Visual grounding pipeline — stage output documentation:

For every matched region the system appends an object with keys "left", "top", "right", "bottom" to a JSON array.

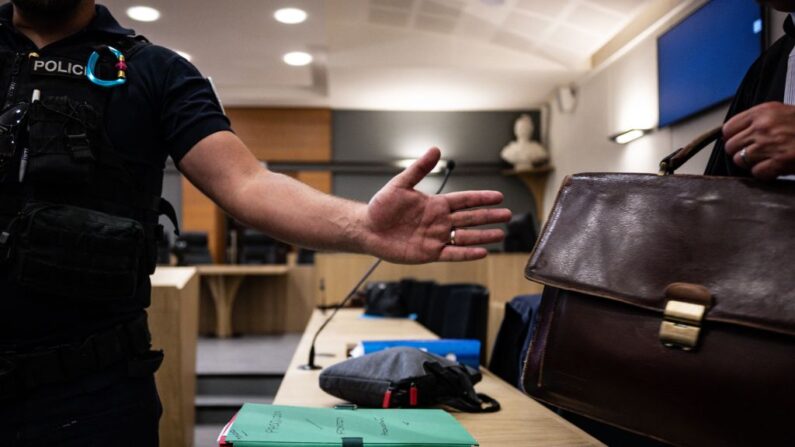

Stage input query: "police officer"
[{"left": 0, "top": 1, "right": 509, "bottom": 444}]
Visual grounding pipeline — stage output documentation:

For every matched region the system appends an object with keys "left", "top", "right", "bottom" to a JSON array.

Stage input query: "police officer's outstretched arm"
[{"left": 178, "top": 131, "right": 511, "bottom": 263}]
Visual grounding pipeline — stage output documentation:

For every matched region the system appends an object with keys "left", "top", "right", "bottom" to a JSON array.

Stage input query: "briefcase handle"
[{"left": 658, "top": 126, "right": 722, "bottom": 175}]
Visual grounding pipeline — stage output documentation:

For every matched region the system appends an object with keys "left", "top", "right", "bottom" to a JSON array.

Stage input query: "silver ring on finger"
[
  {"left": 449, "top": 229, "right": 457, "bottom": 246},
  {"left": 740, "top": 147, "right": 750, "bottom": 167}
]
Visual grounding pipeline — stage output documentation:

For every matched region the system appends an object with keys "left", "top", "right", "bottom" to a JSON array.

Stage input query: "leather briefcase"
[{"left": 522, "top": 128, "right": 795, "bottom": 447}]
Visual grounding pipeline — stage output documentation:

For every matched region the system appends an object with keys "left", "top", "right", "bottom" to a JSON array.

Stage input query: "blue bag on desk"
[{"left": 319, "top": 347, "right": 500, "bottom": 413}]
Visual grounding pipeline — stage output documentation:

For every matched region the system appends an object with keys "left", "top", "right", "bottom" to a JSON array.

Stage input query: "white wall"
[{"left": 542, "top": 6, "right": 787, "bottom": 219}]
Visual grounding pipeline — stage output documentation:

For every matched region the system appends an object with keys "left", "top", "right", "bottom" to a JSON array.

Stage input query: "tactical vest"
[{"left": 0, "top": 34, "right": 178, "bottom": 305}]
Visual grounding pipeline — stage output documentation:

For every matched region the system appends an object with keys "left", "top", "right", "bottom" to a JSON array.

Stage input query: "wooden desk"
[
  {"left": 275, "top": 309, "right": 603, "bottom": 447},
  {"left": 197, "top": 265, "right": 289, "bottom": 337},
  {"left": 149, "top": 267, "right": 200, "bottom": 447}
]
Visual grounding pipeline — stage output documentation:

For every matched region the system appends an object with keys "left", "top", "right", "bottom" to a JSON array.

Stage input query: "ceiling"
[{"left": 101, "top": 0, "right": 652, "bottom": 110}]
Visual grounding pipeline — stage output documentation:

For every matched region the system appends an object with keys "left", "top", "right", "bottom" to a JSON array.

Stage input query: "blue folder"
[{"left": 358, "top": 339, "right": 481, "bottom": 368}]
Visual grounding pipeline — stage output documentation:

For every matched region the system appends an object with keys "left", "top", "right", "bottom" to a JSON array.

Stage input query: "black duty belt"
[{"left": 0, "top": 314, "right": 153, "bottom": 399}]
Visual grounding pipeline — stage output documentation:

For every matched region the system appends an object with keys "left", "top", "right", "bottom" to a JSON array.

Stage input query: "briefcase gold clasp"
[
  {"left": 660, "top": 300, "right": 706, "bottom": 351},
  {"left": 659, "top": 283, "right": 712, "bottom": 351}
]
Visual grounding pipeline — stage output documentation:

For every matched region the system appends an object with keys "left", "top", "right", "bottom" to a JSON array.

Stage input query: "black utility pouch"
[
  {"left": 144, "top": 223, "right": 166, "bottom": 274},
  {"left": 2, "top": 202, "right": 145, "bottom": 300},
  {"left": 27, "top": 97, "right": 99, "bottom": 184}
]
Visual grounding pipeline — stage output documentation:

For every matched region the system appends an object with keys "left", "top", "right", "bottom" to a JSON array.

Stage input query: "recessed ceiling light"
[
  {"left": 283, "top": 51, "right": 313, "bottom": 66},
  {"left": 274, "top": 8, "right": 307, "bottom": 24},
  {"left": 126, "top": 5, "right": 160, "bottom": 22},
  {"left": 175, "top": 50, "right": 192, "bottom": 61}
]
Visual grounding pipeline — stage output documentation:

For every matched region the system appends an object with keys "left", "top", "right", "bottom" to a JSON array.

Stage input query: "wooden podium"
[{"left": 149, "top": 267, "right": 200, "bottom": 447}]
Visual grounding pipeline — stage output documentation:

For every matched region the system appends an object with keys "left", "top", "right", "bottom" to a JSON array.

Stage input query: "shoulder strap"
[
  {"left": 424, "top": 361, "right": 501, "bottom": 413},
  {"left": 442, "top": 392, "right": 501, "bottom": 413},
  {"left": 113, "top": 35, "right": 151, "bottom": 58}
]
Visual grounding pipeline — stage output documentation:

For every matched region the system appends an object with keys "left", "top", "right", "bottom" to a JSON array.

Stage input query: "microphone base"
[{"left": 298, "top": 363, "right": 323, "bottom": 371}]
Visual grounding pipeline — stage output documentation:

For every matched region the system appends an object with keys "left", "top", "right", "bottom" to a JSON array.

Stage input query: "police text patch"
[{"left": 30, "top": 57, "right": 86, "bottom": 79}]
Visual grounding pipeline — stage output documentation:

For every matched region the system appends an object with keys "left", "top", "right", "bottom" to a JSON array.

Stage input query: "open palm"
[{"left": 364, "top": 148, "right": 511, "bottom": 263}]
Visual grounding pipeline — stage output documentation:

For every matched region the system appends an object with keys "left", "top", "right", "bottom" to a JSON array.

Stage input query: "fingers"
[
  {"left": 452, "top": 228, "right": 505, "bottom": 246},
  {"left": 451, "top": 208, "right": 512, "bottom": 228},
  {"left": 732, "top": 143, "right": 760, "bottom": 168},
  {"left": 439, "top": 246, "right": 488, "bottom": 262},
  {"left": 751, "top": 158, "right": 785, "bottom": 181},
  {"left": 724, "top": 125, "right": 755, "bottom": 156},
  {"left": 445, "top": 190, "right": 504, "bottom": 211},
  {"left": 388, "top": 147, "right": 441, "bottom": 189},
  {"left": 722, "top": 107, "right": 754, "bottom": 141}
]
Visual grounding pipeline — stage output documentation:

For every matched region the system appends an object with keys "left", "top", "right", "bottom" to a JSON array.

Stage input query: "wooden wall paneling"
[
  {"left": 226, "top": 108, "right": 331, "bottom": 162},
  {"left": 295, "top": 171, "right": 332, "bottom": 194},
  {"left": 485, "top": 253, "right": 544, "bottom": 304},
  {"left": 284, "top": 170, "right": 333, "bottom": 194}
]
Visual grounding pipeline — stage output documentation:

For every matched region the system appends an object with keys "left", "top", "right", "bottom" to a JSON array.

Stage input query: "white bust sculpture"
[{"left": 501, "top": 114, "right": 549, "bottom": 170}]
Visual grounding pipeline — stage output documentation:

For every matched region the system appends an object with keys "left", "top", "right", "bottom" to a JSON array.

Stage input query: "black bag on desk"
[{"left": 319, "top": 347, "right": 500, "bottom": 413}]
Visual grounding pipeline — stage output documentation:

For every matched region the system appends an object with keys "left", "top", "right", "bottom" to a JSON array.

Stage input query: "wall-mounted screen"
[{"left": 657, "top": 0, "right": 763, "bottom": 128}]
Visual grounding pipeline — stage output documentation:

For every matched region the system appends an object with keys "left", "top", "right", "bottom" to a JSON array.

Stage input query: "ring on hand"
[
  {"left": 449, "top": 229, "right": 457, "bottom": 246},
  {"left": 740, "top": 147, "right": 750, "bottom": 167}
]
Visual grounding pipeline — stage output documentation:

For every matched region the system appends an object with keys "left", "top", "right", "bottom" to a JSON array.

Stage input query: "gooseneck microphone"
[{"left": 298, "top": 160, "right": 455, "bottom": 370}]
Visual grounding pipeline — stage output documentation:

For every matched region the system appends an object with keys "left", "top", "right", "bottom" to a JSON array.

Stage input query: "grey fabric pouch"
[{"left": 319, "top": 347, "right": 500, "bottom": 413}]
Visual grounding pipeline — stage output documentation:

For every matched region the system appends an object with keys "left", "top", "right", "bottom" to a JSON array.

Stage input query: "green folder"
[{"left": 224, "top": 403, "right": 479, "bottom": 446}]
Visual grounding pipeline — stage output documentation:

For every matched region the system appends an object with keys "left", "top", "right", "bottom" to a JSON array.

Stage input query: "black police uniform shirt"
[
  {"left": 0, "top": 4, "right": 231, "bottom": 351},
  {"left": 705, "top": 16, "right": 795, "bottom": 176}
]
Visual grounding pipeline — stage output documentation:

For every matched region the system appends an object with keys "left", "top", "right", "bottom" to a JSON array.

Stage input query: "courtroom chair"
[
  {"left": 362, "top": 279, "right": 437, "bottom": 320},
  {"left": 403, "top": 279, "right": 436, "bottom": 321},
  {"left": 239, "top": 230, "right": 289, "bottom": 264},
  {"left": 297, "top": 248, "right": 315, "bottom": 264},
  {"left": 503, "top": 212, "right": 539, "bottom": 252},
  {"left": 173, "top": 231, "right": 213, "bottom": 265},
  {"left": 488, "top": 294, "right": 543, "bottom": 389},
  {"left": 363, "top": 281, "right": 406, "bottom": 317},
  {"left": 421, "top": 284, "right": 490, "bottom": 362}
]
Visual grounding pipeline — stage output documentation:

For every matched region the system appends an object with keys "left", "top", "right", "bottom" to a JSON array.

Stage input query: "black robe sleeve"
[{"left": 704, "top": 19, "right": 795, "bottom": 177}]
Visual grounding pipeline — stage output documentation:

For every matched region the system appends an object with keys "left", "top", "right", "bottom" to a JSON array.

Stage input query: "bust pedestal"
[{"left": 503, "top": 165, "right": 553, "bottom": 222}]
